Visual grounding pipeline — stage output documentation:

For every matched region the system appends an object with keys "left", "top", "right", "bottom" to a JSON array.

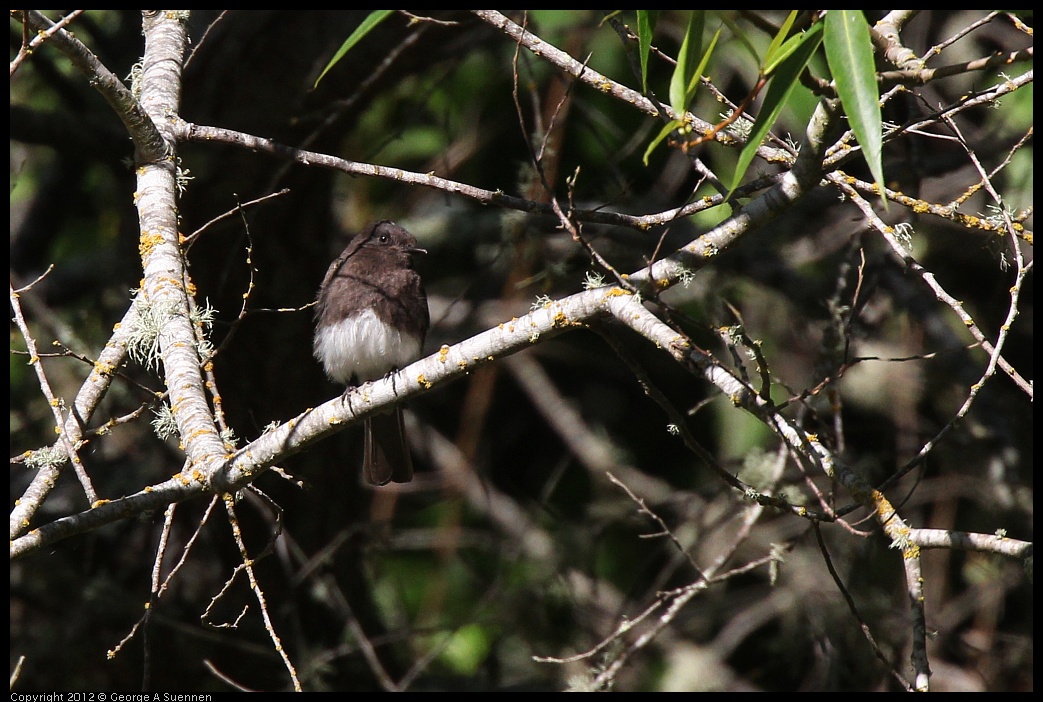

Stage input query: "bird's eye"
[{"left": 379, "top": 234, "right": 389, "bottom": 243}]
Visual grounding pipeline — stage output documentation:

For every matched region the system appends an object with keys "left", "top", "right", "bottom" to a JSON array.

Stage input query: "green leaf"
[
  {"left": 762, "top": 10, "right": 800, "bottom": 73},
  {"left": 637, "top": 11, "right": 659, "bottom": 93},
  {"left": 686, "top": 25, "right": 721, "bottom": 107},
  {"left": 729, "top": 21, "right": 824, "bottom": 195},
  {"left": 824, "top": 10, "right": 886, "bottom": 202},
  {"left": 313, "top": 10, "right": 394, "bottom": 88},
  {"left": 765, "top": 13, "right": 824, "bottom": 79},
  {"left": 645, "top": 23, "right": 718, "bottom": 165},
  {"left": 643, "top": 119, "right": 685, "bottom": 165},
  {"left": 440, "top": 623, "right": 492, "bottom": 676},
  {"left": 669, "top": 11, "right": 706, "bottom": 115}
]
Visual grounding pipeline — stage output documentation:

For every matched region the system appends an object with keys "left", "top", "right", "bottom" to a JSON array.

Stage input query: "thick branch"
[
  {"left": 135, "top": 11, "right": 228, "bottom": 477},
  {"left": 11, "top": 286, "right": 674, "bottom": 558}
]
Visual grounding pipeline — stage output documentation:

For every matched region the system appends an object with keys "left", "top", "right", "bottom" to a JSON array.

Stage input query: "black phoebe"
[{"left": 313, "top": 220, "right": 429, "bottom": 485}]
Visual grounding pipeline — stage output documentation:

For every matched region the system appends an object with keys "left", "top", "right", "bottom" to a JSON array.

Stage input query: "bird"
[{"left": 313, "top": 220, "right": 429, "bottom": 485}]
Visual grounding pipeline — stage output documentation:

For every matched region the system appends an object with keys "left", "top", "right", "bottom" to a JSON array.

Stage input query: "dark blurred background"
[{"left": 10, "top": 10, "right": 1033, "bottom": 691}]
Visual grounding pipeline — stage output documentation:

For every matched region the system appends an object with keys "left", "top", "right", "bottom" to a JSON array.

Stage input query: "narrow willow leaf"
[
  {"left": 729, "top": 22, "right": 823, "bottom": 195},
  {"left": 643, "top": 119, "right": 684, "bottom": 165},
  {"left": 684, "top": 26, "right": 721, "bottom": 108},
  {"left": 675, "top": 25, "right": 717, "bottom": 116},
  {"left": 314, "top": 10, "right": 394, "bottom": 88},
  {"left": 669, "top": 11, "right": 705, "bottom": 115},
  {"left": 824, "top": 10, "right": 886, "bottom": 203},
  {"left": 645, "top": 26, "right": 719, "bottom": 164},
  {"left": 763, "top": 10, "right": 800, "bottom": 72},
  {"left": 637, "top": 10, "right": 659, "bottom": 93}
]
